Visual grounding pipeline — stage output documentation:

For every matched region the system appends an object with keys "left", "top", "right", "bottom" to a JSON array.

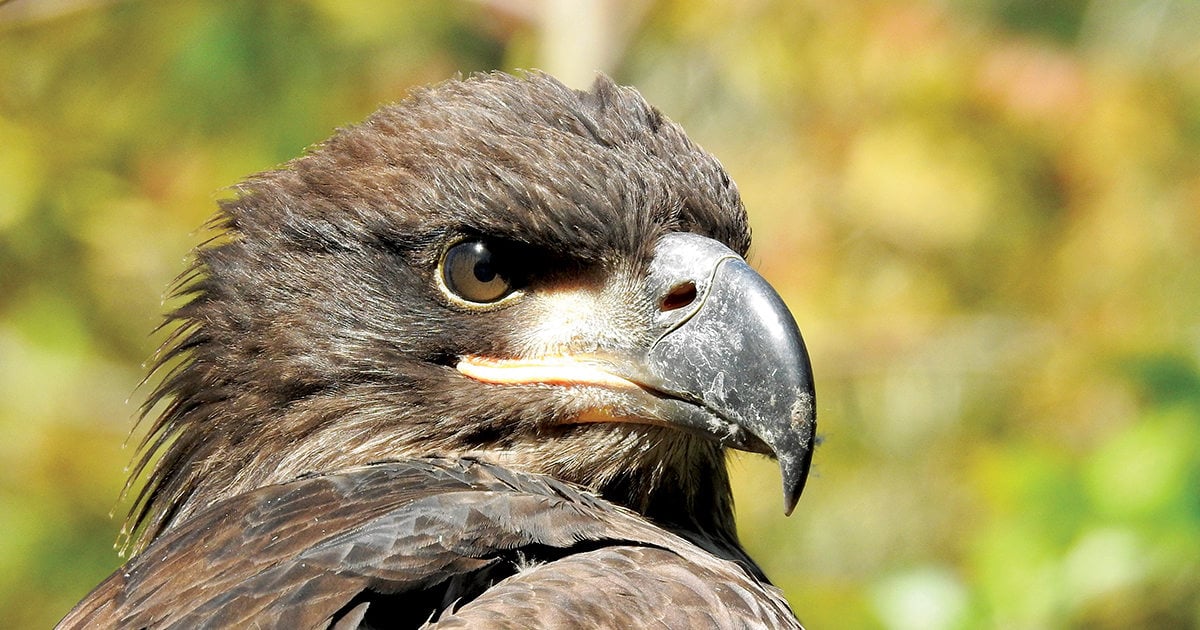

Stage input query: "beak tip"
[
  {"left": 781, "top": 466, "right": 804, "bottom": 516},
  {"left": 778, "top": 434, "right": 814, "bottom": 517},
  {"left": 783, "top": 491, "right": 800, "bottom": 517}
]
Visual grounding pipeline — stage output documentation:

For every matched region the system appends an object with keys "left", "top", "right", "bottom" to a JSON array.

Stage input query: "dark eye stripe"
[{"left": 442, "top": 241, "right": 512, "bottom": 304}]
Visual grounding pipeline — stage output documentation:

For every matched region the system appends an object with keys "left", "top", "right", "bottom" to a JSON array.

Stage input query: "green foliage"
[{"left": 2, "top": 1, "right": 1197, "bottom": 627}]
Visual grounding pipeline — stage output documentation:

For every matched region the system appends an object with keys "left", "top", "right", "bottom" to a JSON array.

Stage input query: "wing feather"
[{"left": 59, "top": 458, "right": 798, "bottom": 629}]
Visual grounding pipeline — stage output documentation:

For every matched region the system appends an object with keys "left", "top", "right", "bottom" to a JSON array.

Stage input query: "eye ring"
[{"left": 436, "top": 239, "right": 522, "bottom": 308}]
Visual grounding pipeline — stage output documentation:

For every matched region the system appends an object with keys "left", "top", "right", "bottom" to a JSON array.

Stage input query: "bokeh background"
[{"left": 2, "top": 0, "right": 1198, "bottom": 627}]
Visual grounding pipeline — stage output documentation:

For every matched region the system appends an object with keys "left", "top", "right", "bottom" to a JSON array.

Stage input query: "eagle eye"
[{"left": 441, "top": 240, "right": 515, "bottom": 304}]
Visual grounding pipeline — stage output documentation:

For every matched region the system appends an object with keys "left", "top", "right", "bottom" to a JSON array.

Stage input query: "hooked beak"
[{"left": 458, "top": 233, "right": 817, "bottom": 514}]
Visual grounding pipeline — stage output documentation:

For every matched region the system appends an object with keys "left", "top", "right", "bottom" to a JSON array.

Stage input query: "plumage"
[
  {"left": 64, "top": 459, "right": 795, "bottom": 628},
  {"left": 60, "top": 71, "right": 816, "bottom": 629}
]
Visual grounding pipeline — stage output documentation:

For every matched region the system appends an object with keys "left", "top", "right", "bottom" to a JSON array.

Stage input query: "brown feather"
[{"left": 60, "top": 72, "right": 800, "bottom": 629}]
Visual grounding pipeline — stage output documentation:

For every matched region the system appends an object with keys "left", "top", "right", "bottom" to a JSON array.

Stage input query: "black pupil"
[{"left": 473, "top": 261, "right": 496, "bottom": 283}]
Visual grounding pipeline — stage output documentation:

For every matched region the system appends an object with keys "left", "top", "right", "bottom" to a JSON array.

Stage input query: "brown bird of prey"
[{"left": 59, "top": 72, "right": 816, "bottom": 629}]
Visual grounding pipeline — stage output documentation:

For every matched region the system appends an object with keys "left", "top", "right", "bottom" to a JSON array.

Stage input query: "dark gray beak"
[{"left": 604, "top": 232, "right": 817, "bottom": 514}]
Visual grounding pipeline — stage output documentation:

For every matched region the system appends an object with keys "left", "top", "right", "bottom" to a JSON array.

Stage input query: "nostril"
[{"left": 660, "top": 281, "right": 697, "bottom": 312}]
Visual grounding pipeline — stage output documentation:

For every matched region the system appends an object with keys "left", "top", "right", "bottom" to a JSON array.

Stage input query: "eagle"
[{"left": 59, "top": 72, "right": 817, "bottom": 629}]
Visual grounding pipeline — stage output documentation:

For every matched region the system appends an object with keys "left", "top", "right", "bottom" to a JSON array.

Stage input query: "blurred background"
[{"left": 1, "top": 0, "right": 1198, "bottom": 627}]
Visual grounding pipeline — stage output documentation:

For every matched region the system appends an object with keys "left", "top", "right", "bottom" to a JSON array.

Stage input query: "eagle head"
[{"left": 127, "top": 72, "right": 816, "bottom": 554}]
